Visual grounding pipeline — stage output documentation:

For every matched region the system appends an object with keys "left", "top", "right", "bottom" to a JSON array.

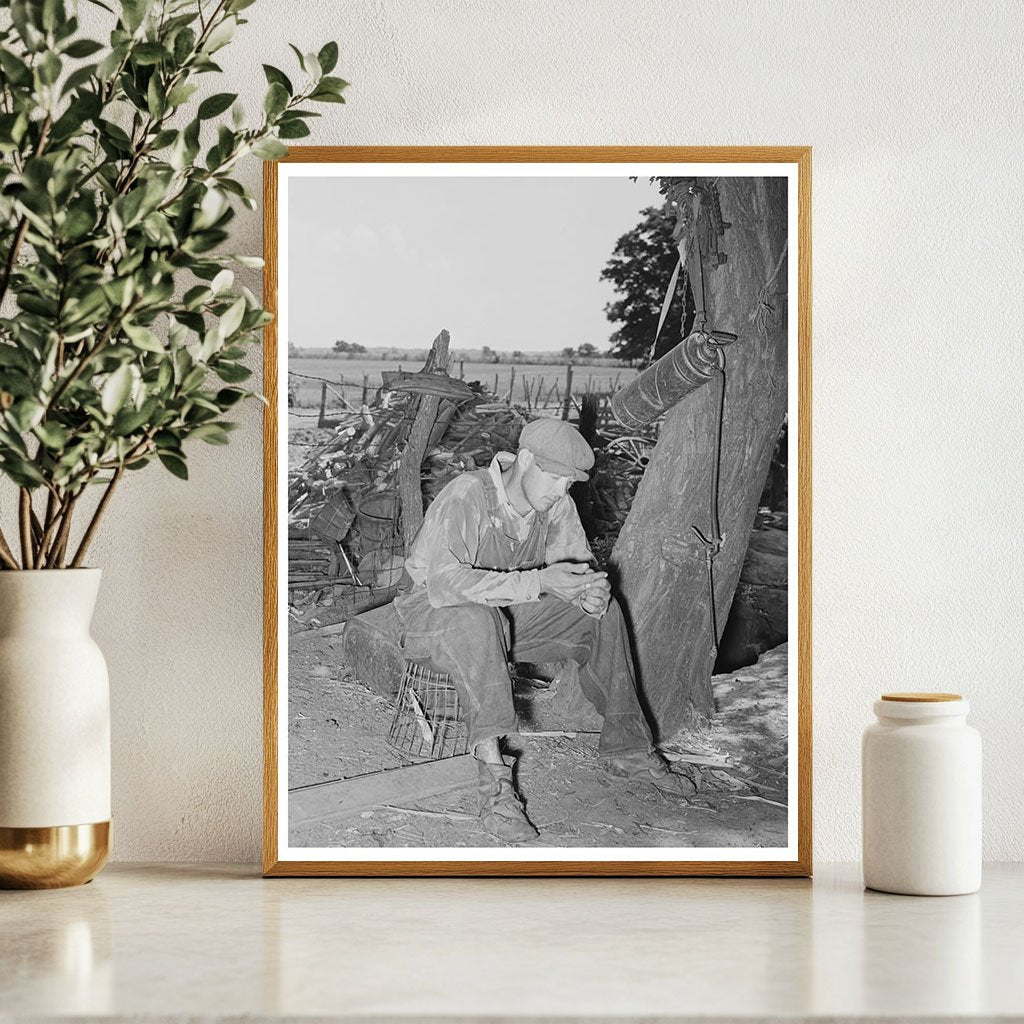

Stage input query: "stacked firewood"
[{"left": 287, "top": 381, "right": 527, "bottom": 623}]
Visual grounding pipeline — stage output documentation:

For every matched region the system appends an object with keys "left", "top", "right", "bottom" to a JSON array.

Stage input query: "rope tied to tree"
[
  {"left": 690, "top": 344, "right": 728, "bottom": 667},
  {"left": 752, "top": 240, "right": 789, "bottom": 339}
]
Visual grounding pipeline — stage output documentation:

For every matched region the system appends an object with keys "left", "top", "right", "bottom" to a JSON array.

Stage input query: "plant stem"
[
  {"left": 45, "top": 492, "right": 79, "bottom": 569},
  {"left": 0, "top": 527, "right": 19, "bottom": 570},
  {"left": 36, "top": 487, "right": 65, "bottom": 566},
  {"left": 70, "top": 466, "right": 124, "bottom": 568},
  {"left": 18, "top": 489, "right": 34, "bottom": 569}
]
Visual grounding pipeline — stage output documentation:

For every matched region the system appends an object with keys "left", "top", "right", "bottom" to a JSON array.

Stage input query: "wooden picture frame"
[{"left": 263, "top": 147, "right": 811, "bottom": 877}]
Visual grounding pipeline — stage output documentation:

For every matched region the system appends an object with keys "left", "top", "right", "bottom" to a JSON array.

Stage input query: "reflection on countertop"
[{"left": 2, "top": 863, "right": 1021, "bottom": 1019}]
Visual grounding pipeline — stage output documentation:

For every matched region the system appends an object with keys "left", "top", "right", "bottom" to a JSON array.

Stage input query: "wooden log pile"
[{"left": 287, "top": 370, "right": 527, "bottom": 626}]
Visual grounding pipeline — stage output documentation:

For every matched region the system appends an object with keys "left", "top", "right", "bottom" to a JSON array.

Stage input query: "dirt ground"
[{"left": 287, "top": 634, "right": 789, "bottom": 850}]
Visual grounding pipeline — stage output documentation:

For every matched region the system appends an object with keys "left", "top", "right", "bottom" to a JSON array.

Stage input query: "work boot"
[
  {"left": 476, "top": 759, "right": 539, "bottom": 843},
  {"left": 601, "top": 749, "right": 697, "bottom": 798}
]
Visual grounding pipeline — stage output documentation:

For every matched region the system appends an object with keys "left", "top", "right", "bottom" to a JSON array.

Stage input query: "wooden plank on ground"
[{"left": 289, "top": 754, "right": 477, "bottom": 825}]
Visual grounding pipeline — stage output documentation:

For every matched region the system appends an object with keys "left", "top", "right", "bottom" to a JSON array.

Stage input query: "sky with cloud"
[{"left": 286, "top": 174, "right": 663, "bottom": 353}]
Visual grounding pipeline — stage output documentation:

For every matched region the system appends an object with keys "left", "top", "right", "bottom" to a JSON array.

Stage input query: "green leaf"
[
  {"left": 123, "top": 322, "right": 164, "bottom": 353},
  {"left": 149, "top": 128, "right": 177, "bottom": 149},
  {"left": 63, "top": 38, "right": 104, "bottom": 58},
  {"left": 41, "top": 0, "right": 65, "bottom": 32},
  {"left": 198, "top": 91, "right": 236, "bottom": 119},
  {"left": 10, "top": 2, "right": 44, "bottom": 52},
  {"left": 132, "top": 42, "right": 168, "bottom": 66},
  {"left": 229, "top": 254, "right": 263, "bottom": 268},
  {"left": 112, "top": 406, "right": 150, "bottom": 435},
  {"left": 215, "top": 388, "right": 247, "bottom": 408},
  {"left": 61, "top": 62, "right": 98, "bottom": 96},
  {"left": 251, "top": 137, "right": 287, "bottom": 160},
  {"left": 158, "top": 452, "right": 188, "bottom": 479},
  {"left": 262, "top": 64, "right": 292, "bottom": 95},
  {"left": 101, "top": 364, "right": 133, "bottom": 414},
  {"left": 34, "top": 421, "right": 70, "bottom": 449},
  {"left": 189, "top": 422, "right": 230, "bottom": 445},
  {"left": 166, "top": 82, "right": 199, "bottom": 107},
  {"left": 278, "top": 120, "right": 310, "bottom": 140},
  {"left": 121, "top": 0, "right": 153, "bottom": 33},
  {"left": 181, "top": 365, "right": 207, "bottom": 392},
  {"left": 218, "top": 296, "right": 246, "bottom": 339},
  {"left": 210, "top": 268, "right": 233, "bottom": 294},
  {"left": 173, "top": 26, "right": 196, "bottom": 65},
  {"left": 264, "top": 81, "right": 288, "bottom": 117},
  {"left": 318, "top": 75, "right": 349, "bottom": 93},
  {"left": 0, "top": 50, "right": 33, "bottom": 86},
  {"left": 1, "top": 455, "right": 46, "bottom": 487},
  {"left": 38, "top": 51, "right": 63, "bottom": 86},
  {"left": 309, "top": 88, "right": 346, "bottom": 104},
  {"left": 317, "top": 41, "right": 339, "bottom": 75},
  {"left": 147, "top": 74, "right": 166, "bottom": 118},
  {"left": 182, "top": 285, "right": 211, "bottom": 309},
  {"left": 96, "top": 43, "right": 128, "bottom": 81},
  {"left": 214, "top": 361, "right": 251, "bottom": 383},
  {"left": 226, "top": 0, "right": 257, "bottom": 11},
  {"left": 9, "top": 399, "right": 45, "bottom": 432},
  {"left": 203, "top": 16, "right": 236, "bottom": 53}
]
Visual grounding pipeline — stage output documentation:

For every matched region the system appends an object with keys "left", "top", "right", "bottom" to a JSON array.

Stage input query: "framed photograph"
[{"left": 263, "top": 147, "right": 811, "bottom": 877}]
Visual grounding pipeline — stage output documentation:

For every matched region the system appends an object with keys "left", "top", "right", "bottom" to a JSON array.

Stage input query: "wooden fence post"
[
  {"left": 459, "top": 359, "right": 465, "bottom": 379},
  {"left": 561, "top": 364, "right": 574, "bottom": 421},
  {"left": 361, "top": 372, "right": 369, "bottom": 405},
  {"left": 317, "top": 381, "right": 327, "bottom": 427},
  {"left": 507, "top": 365, "right": 516, "bottom": 404}
]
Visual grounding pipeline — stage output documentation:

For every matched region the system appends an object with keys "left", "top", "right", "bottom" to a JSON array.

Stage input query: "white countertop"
[{"left": 2, "top": 862, "right": 1022, "bottom": 1021}]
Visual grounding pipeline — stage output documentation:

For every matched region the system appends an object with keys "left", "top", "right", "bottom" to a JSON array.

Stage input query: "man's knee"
[
  {"left": 435, "top": 603, "right": 507, "bottom": 648},
  {"left": 450, "top": 602, "right": 502, "bottom": 630}
]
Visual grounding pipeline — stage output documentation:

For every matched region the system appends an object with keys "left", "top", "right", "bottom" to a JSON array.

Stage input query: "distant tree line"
[{"left": 288, "top": 342, "right": 630, "bottom": 366}]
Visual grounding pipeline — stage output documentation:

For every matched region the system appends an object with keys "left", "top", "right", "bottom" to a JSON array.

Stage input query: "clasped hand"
[{"left": 540, "top": 561, "right": 611, "bottom": 616}]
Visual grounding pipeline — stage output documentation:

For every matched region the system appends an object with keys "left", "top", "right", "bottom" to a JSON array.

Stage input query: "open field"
[{"left": 287, "top": 356, "right": 638, "bottom": 414}]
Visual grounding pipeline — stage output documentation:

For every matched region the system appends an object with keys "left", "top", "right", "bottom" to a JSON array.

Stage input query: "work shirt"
[{"left": 403, "top": 452, "right": 594, "bottom": 609}]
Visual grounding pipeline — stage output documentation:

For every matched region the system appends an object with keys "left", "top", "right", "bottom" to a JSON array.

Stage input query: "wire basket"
[{"left": 387, "top": 660, "right": 468, "bottom": 762}]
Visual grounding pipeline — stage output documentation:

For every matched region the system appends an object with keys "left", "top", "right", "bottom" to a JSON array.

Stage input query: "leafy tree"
[
  {"left": 560, "top": 346, "right": 575, "bottom": 361},
  {"left": 0, "top": 0, "right": 347, "bottom": 569},
  {"left": 600, "top": 205, "right": 693, "bottom": 364},
  {"left": 576, "top": 342, "right": 597, "bottom": 358},
  {"left": 333, "top": 339, "right": 366, "bottom": 355}
]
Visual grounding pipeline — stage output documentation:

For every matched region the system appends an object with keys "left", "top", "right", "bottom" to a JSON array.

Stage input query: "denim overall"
[{"left": 394, "top": 469, "right": 654, "bottom": 756}]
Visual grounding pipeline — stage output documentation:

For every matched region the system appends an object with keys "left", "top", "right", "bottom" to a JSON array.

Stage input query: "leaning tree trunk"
[{"left": 610, "top": 177, "right": 789, "bottom": 740}]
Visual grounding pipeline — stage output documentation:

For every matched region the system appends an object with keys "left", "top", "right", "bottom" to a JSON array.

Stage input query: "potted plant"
[{"left": 0, "top": 0, "right": 345, "bottom": 887}]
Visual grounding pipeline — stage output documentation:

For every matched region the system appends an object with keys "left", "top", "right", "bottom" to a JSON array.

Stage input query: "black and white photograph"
[{"left": 265, "top": 149, "right": 809, "bottom": 874}]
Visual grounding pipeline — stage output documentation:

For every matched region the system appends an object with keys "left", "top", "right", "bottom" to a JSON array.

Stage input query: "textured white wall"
[{"left": 71, "top": 1, "right": 1024, "bottom": 862}]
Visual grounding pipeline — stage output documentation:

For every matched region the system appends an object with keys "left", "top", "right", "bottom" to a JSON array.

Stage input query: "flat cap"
[{"left": 518, "top": 418, "right": 594, "bottom": 483}]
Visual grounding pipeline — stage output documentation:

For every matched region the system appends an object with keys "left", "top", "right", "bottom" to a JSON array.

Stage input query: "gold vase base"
[{"left": 0, "top": 821, "right": 110, "bottom": 889}]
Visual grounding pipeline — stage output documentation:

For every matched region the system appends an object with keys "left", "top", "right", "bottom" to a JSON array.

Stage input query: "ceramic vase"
[
  {"left": 862, "top": 692, "right": 981, "bottom": 896},
  {"left": 0, "top": 569, "right": 111, "bottom": 888}
]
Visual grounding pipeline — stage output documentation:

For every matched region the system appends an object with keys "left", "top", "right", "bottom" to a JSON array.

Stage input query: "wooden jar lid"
[{"left": 881, "top": 692, "right": 962, "bottom": 702}]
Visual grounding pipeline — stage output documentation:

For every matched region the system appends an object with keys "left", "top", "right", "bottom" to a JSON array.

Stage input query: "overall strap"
[{"left": 472, "top": 468, "right": 504, "bottom": 519}]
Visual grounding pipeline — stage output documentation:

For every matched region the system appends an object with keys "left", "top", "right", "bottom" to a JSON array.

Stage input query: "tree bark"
[
  {"left": 398, "top": 330, "right": 450, "bottom": 548},
  {"left": 609, "top": 177, "right": 789, "bottom": 740}
]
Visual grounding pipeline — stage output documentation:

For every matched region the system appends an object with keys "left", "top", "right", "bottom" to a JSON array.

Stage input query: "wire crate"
[{"left": 387, "top": 660, "right": 469, "bottom": 762}]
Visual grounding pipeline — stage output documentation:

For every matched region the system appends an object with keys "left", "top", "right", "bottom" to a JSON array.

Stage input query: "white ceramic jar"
[{"left": 862, "top": 692, "right": 981, "bottom": 896}]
